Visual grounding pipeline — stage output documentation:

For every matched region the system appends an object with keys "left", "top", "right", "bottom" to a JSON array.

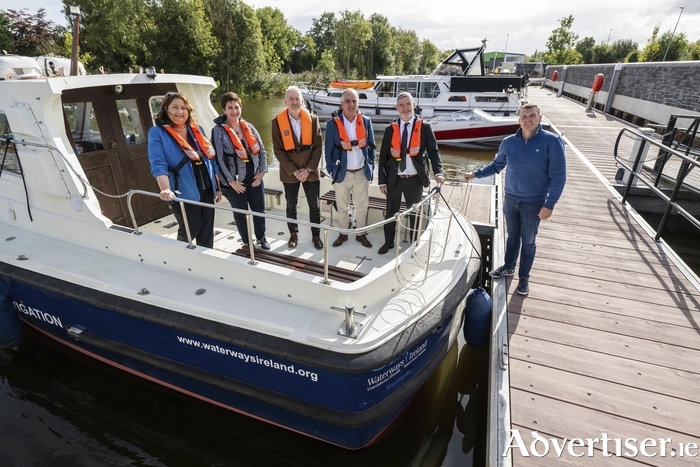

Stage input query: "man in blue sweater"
[{"left": 464, "top": 103, "right": 566, "bottom": 296}]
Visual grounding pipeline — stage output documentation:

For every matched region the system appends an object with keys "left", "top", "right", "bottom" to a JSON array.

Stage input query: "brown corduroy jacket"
[{"left": 271, "top": 112, "right": 323, "bottom": 183}]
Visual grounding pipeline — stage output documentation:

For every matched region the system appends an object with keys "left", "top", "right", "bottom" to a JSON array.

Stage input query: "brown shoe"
[
  {"left": 312, "top": 236, "right": 324, "bottom": 250},
  {"left": 333, "top": 234, "right": 348, "bottom": 247},
  {"left": 288, "top": 232, "right": 298, "bottom": 248},
  {"left": 356, "top": 234, "right": 372, "bottom": 248}
]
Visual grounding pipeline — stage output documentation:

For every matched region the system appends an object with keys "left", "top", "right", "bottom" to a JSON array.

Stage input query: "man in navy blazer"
[
  {"left": 324, "top": 89, "right": 376, "bottom": 248},
  {"left": 377, "top": 92, "right": 445, "bottom": 254}
]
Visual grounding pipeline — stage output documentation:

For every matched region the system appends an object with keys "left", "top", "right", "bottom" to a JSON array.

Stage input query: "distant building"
[{"left": 483, "top": 52, "right": 525, "bottom": 73}]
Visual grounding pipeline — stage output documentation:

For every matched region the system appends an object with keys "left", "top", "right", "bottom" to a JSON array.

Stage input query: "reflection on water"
[
  {"left": 0, "top": 327, "right": 489, "bottom": 467},
  {"left": 216, "top": 97, "right": 498, "bottom": 175}
]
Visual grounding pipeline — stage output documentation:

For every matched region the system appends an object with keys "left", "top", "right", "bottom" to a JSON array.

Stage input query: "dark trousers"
[
  {"left": 283, "top": 180, "right": 321, "bottom": 237},
  {"left": 170, "top": 188, "right": 215, "bottom": 248},
  {"left": 383, "top": 176, "right": 423, "bottom": 244},
  {"left": 222, "top": 181, "right": 266, "bottom": 244}
]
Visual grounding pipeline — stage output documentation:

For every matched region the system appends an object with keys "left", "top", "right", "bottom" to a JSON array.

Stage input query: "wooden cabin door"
[{"left": 62, "top": 83, "right": 176, "bottom": 226}]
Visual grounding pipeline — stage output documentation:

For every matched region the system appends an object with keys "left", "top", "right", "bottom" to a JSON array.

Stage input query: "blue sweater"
[
  {"left": 475, "top": 125, "right": 566, "bottom": 210},
  {"left": 148, "top": 124, "right": 219, "bottom": 202}
]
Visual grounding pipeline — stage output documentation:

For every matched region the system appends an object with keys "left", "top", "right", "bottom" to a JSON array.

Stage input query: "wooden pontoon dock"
[{"left": 486, "top": 86, "right": 700, "bottom": 466}]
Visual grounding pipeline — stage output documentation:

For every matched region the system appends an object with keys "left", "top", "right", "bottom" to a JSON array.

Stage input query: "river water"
[{"left": 0, "top": 98, "right": 496, "bottom": 466}]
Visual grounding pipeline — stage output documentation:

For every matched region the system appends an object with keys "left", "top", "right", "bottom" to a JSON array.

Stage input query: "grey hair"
[{"left": 396, "top": 91, "right": 414, "bottom": 103}]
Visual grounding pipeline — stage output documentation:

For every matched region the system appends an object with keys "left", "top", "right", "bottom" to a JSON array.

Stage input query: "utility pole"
[
  {"left": 662, "top": 6, "right": 684, "bottom": 62},
  {"left": 607, "top": 29, "right": 612, "bottom": 45}
]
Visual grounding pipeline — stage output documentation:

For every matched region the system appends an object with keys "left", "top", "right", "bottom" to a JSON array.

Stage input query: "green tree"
[
  {"left": 4, "top": 8, "right": 60, "bottom": 56},
  {"left": 543, "top": 15, "right": 582, "bottom": 65},
  {"left": 308, "top": 12, "right": 336, "bottom": 61},
  {"left": 637, "top": 26, "right": 686, "bottom": 61},
  {"left": 658, "top": 31, "right": 688, "bottom": 61},
  {"left": 418, "top": 40, "right": 440, "bottom": 74},
  {"left": 334, "top": 10, "right": 371, "bottom": 76},
  {"left": 591, "top": 43, "right": 614, "bottom": 63},
  {"left": 256, "top": 6, "right": 297, "bottom": 72},
  {"left": 0, "top": 11, "right": 12, "bottom": 52},
  {"left": 610, "top": 39, "right": 638, "bottom": 63},
  {"left": 366, "top": 13, "right": 393, "bottom": 77},
  {"left": 686, "top": 39, "right": 700, "bottom": 61},
  {"left": 148, "top": 0, "right": 219, "bottom": 75},
  {"left": 65, "top": 0, "right": 154, "bottom": 72},
  {"left": 639, "top": 25, "right": 661, "bottom": 62},
  {"left": 289, "top": 34, "right": 316, "bottom": 73},
  {"left": 575, "top": 36, "right": 595, "bottom": 64},
  {"left": 204, "top": 0, "right": 264, "bottom": 92},
  {"left": 316, "top": 48, "right": 335, "bottom": 74},
  {"left": 393, "top": 28, "right": 421, "bottom": 74}
]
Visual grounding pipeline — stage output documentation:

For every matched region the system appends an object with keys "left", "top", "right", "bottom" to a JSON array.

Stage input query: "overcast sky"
[{"left": 4, "top": 0, "right": 699, "bottom": 57}]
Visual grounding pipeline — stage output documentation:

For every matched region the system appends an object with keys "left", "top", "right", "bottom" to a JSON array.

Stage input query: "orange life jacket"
[
  {"left": 220, "top": 119, "right": 261, "bottom": 162},
  {"left": 333, "top": 113, "right": 367, "bottom": 151},
  {"left": 276, "top": 108, "right": 312, "bottom": 151},
  {"left": 163, "top": 124, "right": 216, "bottom": 161},
  {"left": 390, "top": 119, "right": 423, "bottom": 161}
]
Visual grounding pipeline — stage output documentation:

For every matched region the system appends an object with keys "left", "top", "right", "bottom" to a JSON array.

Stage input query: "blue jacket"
[
  {"left": 148, "top": 124, "right": 219, "bottom": 201},
  {"left": 324, "top": 113, "right": 376, "bottom": 183},
  {"left": 475, "top": 125, "right": 566, "bottom": 210}
]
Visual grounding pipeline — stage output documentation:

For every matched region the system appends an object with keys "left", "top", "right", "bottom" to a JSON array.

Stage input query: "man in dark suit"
[
  {"left": 377, "top": 92, "right": 445, "bottom": 254},
  {"left": 271, "top": 86, "right": 324, "bottom": 250}
]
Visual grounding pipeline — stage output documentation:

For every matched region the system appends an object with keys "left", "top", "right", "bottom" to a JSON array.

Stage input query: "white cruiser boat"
[
  {"left": 300, "top": 43, "right": 527, "bottom": 118},
  {"left": 0, "top": 57, "right": 481, "bottom": 449}
]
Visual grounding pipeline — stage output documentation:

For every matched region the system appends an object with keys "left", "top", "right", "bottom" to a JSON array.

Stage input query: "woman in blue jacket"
[{"left": 148, "top": 92, "right": 221, "bottom": 248}]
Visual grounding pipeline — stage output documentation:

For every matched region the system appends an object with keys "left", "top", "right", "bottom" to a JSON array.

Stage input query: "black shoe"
[
  {"left": 288, "top": 232, "right": 298, "bottom": 248},
  {"left": 377, "top": 243, "right": 394, "bottom": 254},
  {"left": 258, "top": 238, "right": 271, "bottom": 250}
]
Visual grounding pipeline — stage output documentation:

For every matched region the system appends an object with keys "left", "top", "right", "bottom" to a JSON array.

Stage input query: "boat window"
[
  {"left": 448, "top": 96, "right": 467, "bottom": 102},
  {"left": 116, "top": 99, "right": 144, "bottom": 146},
  {"left": 419, "top": 82, "right": 440, "bottom": 99},
  {"left": 397, "top": 81, "right": 418, "bottom": 97},
  {"left": 149, "top": 96, "right": 164, "bottom": 124},
  {"left": 376, "top": 81, "right": 394, "bottom": 98},
  {"left": 62, "top": 102, "right": 104, "bottom": 153},
  {"left": 358, "top": 93, "right": 368, "bottom": 99},
  {"left": 475, "top": 96, "right": 509, "bottom": 103},
  {"left": 0, "top": 113, "right": 20, "bottom": 175}
]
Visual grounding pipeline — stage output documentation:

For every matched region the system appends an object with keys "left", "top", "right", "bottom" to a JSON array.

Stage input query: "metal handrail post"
[
  {"left": 246, "top": 213, "right": 257, "bottom": 264},
  {"left": 655, "top": 159, "right": 691, "bottom": 241},
  {"left": 620, "top": 134, "right": 649, "bottom": 205},
  {"left": 178, "top": 200, "right": 195, "bottom": 249},
  {"left": 322, "top": 229, "right": 330, "bottom": 284}
]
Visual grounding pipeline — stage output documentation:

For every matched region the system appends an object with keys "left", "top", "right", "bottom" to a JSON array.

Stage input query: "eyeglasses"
[{"left": 165, "top": 91, "right": 177, "bottom": 98}]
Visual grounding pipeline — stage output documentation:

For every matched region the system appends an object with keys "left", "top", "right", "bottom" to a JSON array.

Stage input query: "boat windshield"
[{"left": 432, "top": 47, "right": 484, "bottom": 77}]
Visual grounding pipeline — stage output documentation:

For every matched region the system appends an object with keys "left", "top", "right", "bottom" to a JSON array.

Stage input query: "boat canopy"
[
  {"left": 432, "top": 43, "right": 486, "bottom": 77},
  {"left": 0, "top": 55, "right": 42, "bottom": 80}
]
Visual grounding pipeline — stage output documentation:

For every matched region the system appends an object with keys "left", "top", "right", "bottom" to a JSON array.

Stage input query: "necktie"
[{"left": 400, "top": 122, "right": 408, "bottom": 172}]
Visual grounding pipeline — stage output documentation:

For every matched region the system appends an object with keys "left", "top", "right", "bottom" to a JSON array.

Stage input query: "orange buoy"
[
  {"left": 551, "top": 70, "right": 558, "bottom": 82},
  {"left": 592, "top": 73, "right": 604, "bottom": 92}
]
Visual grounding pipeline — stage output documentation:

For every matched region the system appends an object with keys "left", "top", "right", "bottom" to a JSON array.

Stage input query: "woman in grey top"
[{"left": 211, "top": 92, "right": 270, "bottom": 250}]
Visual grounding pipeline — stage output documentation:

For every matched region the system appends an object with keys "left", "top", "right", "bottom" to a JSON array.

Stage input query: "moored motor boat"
[
  {"left": 300, "top": 42, "right": 527, "bottom": 119},
  {"left": 0, "top": 66, "right": 481, "bottom": 449},
  {"left": 427, "top": 108, "right": 521, "bottom": 145}
]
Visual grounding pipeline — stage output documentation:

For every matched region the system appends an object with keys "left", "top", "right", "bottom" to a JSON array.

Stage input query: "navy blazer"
[
  {"left": 378, "top": 117, "right": 443, "bottom": 190},
  {"left": 324, "top": 113, "right": 376, "bottom": 183}
]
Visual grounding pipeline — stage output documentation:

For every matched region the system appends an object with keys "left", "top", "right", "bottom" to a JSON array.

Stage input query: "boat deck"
[
  {"left": 502, "top": 86, "right": 700, "bottom": 465},
  {"left": 137, "top": 182, "right": 494, "bottom": 277}
]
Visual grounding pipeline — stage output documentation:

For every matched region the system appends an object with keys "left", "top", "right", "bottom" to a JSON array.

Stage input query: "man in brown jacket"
[{"left": 271, "top": 86, "right": 324, "bottom": 249}]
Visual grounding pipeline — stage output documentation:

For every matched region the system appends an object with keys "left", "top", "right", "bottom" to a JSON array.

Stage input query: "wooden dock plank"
[
  {"left": 500, "top": 87, "right": 700, "bottom": 465},
  {"left": 510, "top": 390, "right": 699, "bottom": 466}
]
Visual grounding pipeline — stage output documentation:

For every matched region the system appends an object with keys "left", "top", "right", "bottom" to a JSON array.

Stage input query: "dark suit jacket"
[
  {"left": 378, "top": 117, "right": 443, "bottom": 190},
  {"left": 271, "top": 112, "right": 323, "bottom": 183}
]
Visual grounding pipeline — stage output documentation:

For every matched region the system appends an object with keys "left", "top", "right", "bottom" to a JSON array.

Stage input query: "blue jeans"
[
  {"left": 222, "top": 181, "right": 266, "bottom": 243},
  {"left": 502, "top": 195, "right": 544, "bottom": 279}
]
